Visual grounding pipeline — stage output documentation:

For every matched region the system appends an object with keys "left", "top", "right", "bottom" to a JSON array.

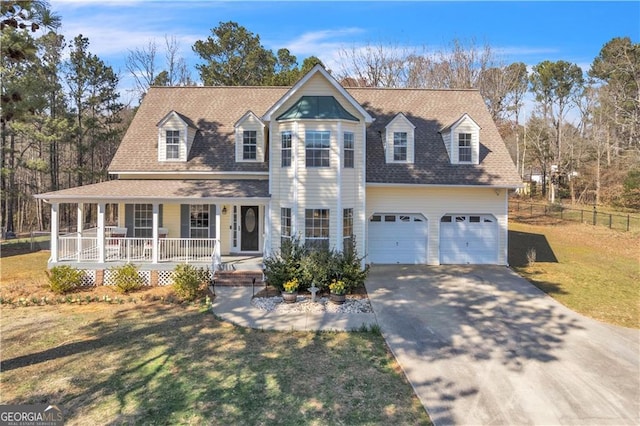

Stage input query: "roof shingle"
[{"left": 109, "top": 85, "right": 521, "bottom": 187}]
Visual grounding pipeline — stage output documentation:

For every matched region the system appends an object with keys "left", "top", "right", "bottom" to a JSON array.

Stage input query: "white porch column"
[
  {"left": 77, "top": 203, "right": 84, "bottom": 261},
  {"left": 215, "top": 204, "right": 221, "bottom": 249},
  {"left": 50, "top": 203, "right": 59, "bottom": 262},
  {"left": 264, "top": 202, "right": 271, "bottom": 256},
  {"left": 152, "top": 203, "right": 159, "bottom": 264},
  {"left": 97, "top": 203, "right": 106, "bottom": 263}
]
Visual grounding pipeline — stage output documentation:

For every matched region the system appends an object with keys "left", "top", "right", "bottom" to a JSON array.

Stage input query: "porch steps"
[{"left": 214, "top": 270, "right": 264, "bottom": 287}]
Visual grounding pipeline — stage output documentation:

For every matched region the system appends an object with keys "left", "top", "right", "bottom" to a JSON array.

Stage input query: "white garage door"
[
  {"left": 440, "top": 214, "right": 498, "bottom": 264},
  {"left": 368, "top": 214, "right": 428, "bottom": 264}
]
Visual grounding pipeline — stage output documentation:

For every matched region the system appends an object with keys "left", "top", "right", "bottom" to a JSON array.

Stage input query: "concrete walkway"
[
  {"left": 366, "top": 265, "right": 640, "bottom": 426},
  {"left": 211, "top": 286, "right": 377, "bottom": 331}
]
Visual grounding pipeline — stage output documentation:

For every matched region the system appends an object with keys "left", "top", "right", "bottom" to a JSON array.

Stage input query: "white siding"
[
  {"left": 235, "top": 113, "right": 265, "bottom": 162},
  {"left": 267, "top": 71, "right": 367, "bottom": 256},
  {"left": 158, "top": 115, "right": 188, "bottom": 162},
  {"left": 366, "top": 186, "right": 509, "bottom": 265},
  {"left": 385, "top": 114, "right": 415, "bottom": 164},
  {"left": 450, "top": 116, "right": 480, "bottom": 165},
  {"left": 441, "top": 130, "right": 452, "bottom": 160}
]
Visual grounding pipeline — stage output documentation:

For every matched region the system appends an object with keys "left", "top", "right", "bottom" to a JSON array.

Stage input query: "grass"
[
  {"left": 1, "top": 252, "right": 430, "bottom": 424},
  {"left": 509, "top": 219, "right": 639, "bottom": 328},
  {"left": 0, "top": 303, "right": 430, "bottom": 425}
]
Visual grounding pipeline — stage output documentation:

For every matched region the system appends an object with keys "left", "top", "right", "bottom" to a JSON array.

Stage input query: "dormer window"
[
  {"left": 393, "top": 132, "right": 408, "bottom": 161},
  {"left": 384, "top": 113, "right": 415, "bottom": 164},
  {"left": 243, "top": 130, "right": 257, "bottom": 160},
  {"left": 458, "top": 133, "right": 472, "bottom": 162},
  {"left": 157, "top": 110, "right": 197, "bottom": 162},
  {"left": 440, "top": 113, "right": 481, "bottom": 165},
  {"left": 235, "top": 111, "right": 265, "bottom": 163},
  {"left": 166, "top": 130, "right": 180, "bottom": 160}
]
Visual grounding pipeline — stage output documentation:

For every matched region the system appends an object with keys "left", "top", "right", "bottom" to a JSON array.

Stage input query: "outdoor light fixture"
[{"left": 222, "top": 206, "right": 228, "bottom": 215}]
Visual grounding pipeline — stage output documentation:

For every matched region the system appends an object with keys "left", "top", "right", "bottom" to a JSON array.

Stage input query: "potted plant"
[
  {"left": 329, "top": 279, "right": 346, "bottom": 305},
  {"left": 281, "top": 278, "right": 299, "bottom": 304}
]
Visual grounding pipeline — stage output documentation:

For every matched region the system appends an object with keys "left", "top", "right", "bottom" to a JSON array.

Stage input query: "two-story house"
[{"left": 36, "top": 65, "right": 521, "bottom": 285}]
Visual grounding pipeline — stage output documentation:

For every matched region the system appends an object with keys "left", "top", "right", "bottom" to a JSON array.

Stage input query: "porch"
[{"left": 57, "top": 226, "right": 220, "bottom": 265}]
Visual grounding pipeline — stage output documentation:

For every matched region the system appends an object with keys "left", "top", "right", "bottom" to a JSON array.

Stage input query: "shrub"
[
  {"left": 47, "top": 265, "right": 84, "bottom": 294},
  {"left": 264, "top": 236, "right": 369, "bottom": 293},
  {"left": 109, "top": 263, "right": 145, "bottom": 294},
  {"left": 172, "top": 264, "right": 209, "bottom": 301},
  {"left": 335, "top": 238, "right": 369, "bottom": 292},
  {"left": 263, "top": 236, "right": 307, "bottom": 291}
]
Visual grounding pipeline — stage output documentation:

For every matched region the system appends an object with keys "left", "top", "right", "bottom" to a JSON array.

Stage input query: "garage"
[
  {"left": 367, "top": 213, "right": 428, "bottom": 264},
  {"left": 440, "top": 214, "right": 498, "bottom": 264}
]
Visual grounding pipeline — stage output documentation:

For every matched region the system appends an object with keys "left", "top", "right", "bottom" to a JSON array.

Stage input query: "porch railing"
[{"left": 57, "top": 235, "right": 219, "bottom": 263}]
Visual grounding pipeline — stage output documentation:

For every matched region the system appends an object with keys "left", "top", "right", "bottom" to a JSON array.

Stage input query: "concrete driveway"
[{"left": 366, "top": 265, "right": 639, "bottom": 425}]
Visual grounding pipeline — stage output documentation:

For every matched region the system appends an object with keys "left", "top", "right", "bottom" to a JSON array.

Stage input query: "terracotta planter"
[
  {"left": 329, "top": 293, "right": 346, "bottom": 305},
  {"left": 282, "top": 291, "right": 298, "bottom": 304}
]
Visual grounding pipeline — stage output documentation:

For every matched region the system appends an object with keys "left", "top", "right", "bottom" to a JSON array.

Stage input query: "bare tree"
[
  {"left": 126, "top": 35, "right": 193, "bottom": 98},
  {"left": 336, "top": 42, "right": 408, "bottom": 87}
]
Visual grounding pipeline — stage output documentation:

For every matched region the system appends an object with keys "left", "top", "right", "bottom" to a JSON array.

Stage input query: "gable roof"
[
  {"left": 157, "top": 110, "right": 198, "bottom": 128},
  {"left": 386, "top": 112, "right": 416, "bottom": 129},
  {"left": 439, "top": 112, "right": 481, "bottom": 133},
  {"left": 263, "top": 64, "right": 373, "bottom": 123}
]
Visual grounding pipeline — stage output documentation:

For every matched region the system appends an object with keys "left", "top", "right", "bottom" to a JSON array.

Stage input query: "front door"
[{"left": 241, "top": 206, "right": 259, "bottom": 251}]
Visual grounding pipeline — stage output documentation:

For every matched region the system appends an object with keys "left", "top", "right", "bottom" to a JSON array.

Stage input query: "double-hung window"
[
  {"left": 305, "top": 130, "right": 330, "bottom": 168},
  {"left": 458, "top": 133, "right": 472, "bottom": 162},
  {"left": 281, "top": 208, "right": 292, "bottom": 245},
  {"left": 189, "top": 205, "right": 209, "bottom": 238},
  {"left": 281, "top": 131, "right": 292, "bottom": 167},
  {"left": 305, "top": 209, "right": 329, "bottom": 249},
  {"left": 343, "top": 132, "right": 354, "bottom": 168},
  {"left": 166, "top": 130, "right": 180, "bottom": 160},
  {"left": 243, "top": 130, "right": 257, "bottom": 160},
  {"left": 393, "top": 132, "right": 407, "bottom": 161},
  {"left": 134, "top": 204, "right": 153, "bottom": 238}
]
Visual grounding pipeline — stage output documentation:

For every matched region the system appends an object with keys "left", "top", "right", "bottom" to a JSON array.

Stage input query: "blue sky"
[{"left": 50, "top": 1, "right": 639, "bottom": 105}]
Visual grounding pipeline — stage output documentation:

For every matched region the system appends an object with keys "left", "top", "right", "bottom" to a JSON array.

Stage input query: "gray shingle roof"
[
  {"left": 348, "top": 88, "right": 522, "bottom": 186},
  {"left": 109, "top": 85, "right": 521, "bottom": 187},
  {"left": 35, "top": 179, "right": 270, "bottom": 202},
  {"left": 109, "top": 87, "right": 288, "bottom": 173}
]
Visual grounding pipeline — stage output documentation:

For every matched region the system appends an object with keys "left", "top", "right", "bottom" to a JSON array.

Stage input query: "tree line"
[{"left": 1, "top": 6, "right": 638, "bottom": 235}]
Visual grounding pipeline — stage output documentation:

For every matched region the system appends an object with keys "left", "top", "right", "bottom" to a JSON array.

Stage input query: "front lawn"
[
  {"left": 0, "top": 302, "right": 430, "bottom": 425},
  {"left": 509, "top": 220, "right": 639, "bottom": 328}
]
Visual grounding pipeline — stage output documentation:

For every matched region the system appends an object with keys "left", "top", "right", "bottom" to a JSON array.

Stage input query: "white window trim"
[
  {"left": 304, "top": 208, "right": 330, "bottom": 249},
  {"left": 234, "top": 111, "right": 265, "bottom": 163},
  {"left": 458, "top": 132, "right": 473, "bottom": 163},
  {"left": 242, "top": 130, "right": 258, "bottom": 161},
  {"left": 385, "top": 113, "right": 415, "bottom": 164},
  {"left": 281, "top": 131, "right": 292, "bottom": 168},
  {"left": 305, "top": 130, "right": 331, "bottom": 168},
  {"left": 343, "top": 132, "right": 354, "bottom": 168},
  {"left": 189, "top": 204, "right": 210, "bottom": 238}
]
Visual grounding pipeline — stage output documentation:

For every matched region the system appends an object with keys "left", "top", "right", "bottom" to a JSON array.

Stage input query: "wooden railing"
[{"left": 57, "top": 235, "right": 219, "bottom": 263}]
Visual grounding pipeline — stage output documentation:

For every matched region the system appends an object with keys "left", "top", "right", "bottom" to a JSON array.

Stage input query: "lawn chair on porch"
[
  {"left": 105, "top": 227, "right": 127, "bottom": 260},
  {"left": 142, "top": 228, "right": 168, "bottom": 260}
]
